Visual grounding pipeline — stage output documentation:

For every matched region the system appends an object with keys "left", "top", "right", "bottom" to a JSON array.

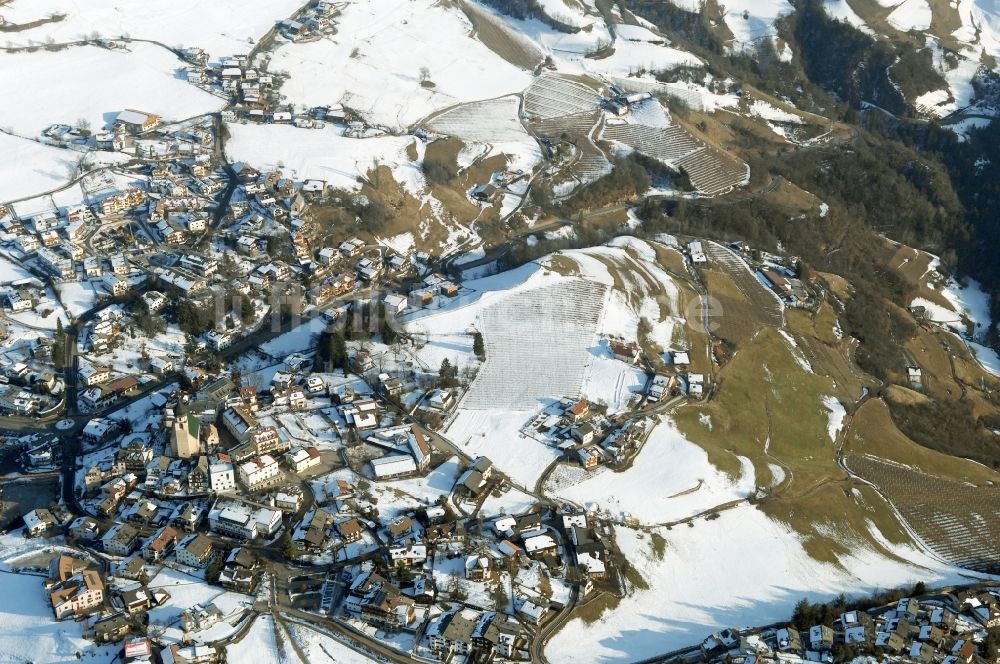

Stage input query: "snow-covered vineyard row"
[
  {"left": 601, "top": 121, "right": 749, "bottom": 196},
  {"left": 602, "top": 123, "right": 702, "bottom": 162},
  {"left": 423, "top": 95, "right": 532, "bottom": 144},
  {"left": 523, "top": 73, "right": 600, "bottom": 120},
  {"left": 461, "top": 279, "right": 607, "bottom": 409},
  {"left": 531, "top": 111, "right": 601, "bottom": 139},
  {"left": 573, "top": 145, "right": 615, "bottom": 183},
  {"left": 846, "top": 454, "right": 1000, "bottom": 574}
]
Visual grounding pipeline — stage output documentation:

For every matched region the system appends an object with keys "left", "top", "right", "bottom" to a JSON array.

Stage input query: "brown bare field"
[
  {"left": 847, "top": 399, "right": 997, "bottom": 483},
  {"left": 703, "top": 271, "right": 765, "bottom": 347}
]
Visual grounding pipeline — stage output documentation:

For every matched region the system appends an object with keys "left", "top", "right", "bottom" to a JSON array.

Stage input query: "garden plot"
[{"left": 845, "top": 453, "right": 1000, "bottom": 574}]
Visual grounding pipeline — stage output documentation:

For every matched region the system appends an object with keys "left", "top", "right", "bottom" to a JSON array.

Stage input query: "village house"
[
  {"left": 44, "top": 555, "right": 106, "bottom": 621},
  {"left": 24, "top": 508, "right": 57, "bottom": 537},
  {"left": 115, "top": 109, "right": 160, "bottom": 133},
  {"left": 102, "top": 523, "right": 141, "bottom": 556},
  {"left": 237, "top": 454, "right": 281, "bottom": 491},
  {"left": 177, "top": 533, "right": 213, "bottom": 568},
  {"left": 337, "top": 517, "right": 363, "bottom": 544},
  {"left": 142, "top": 525, "right": 179, "bottom": 562},
  {"left": 209, "top": 501, "right": 282, "bottom": 541},
  {"left": 68, "top": 516, "right": 101, "bottom": 541},
  {"left": 218, "top": 548, "right": 260, "bottom": 593},
  {"left": 566, "top": 399, "right": 591, "bottom": 423},
  {"left": 285, "top": 446, "right": 321, "bottom": 473}
]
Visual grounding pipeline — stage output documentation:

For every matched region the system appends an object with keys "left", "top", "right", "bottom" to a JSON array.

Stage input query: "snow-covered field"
[
  {"left": 881, "top": 0, "right": 933, "bottom": 32},
  {"left": 287, "top": 622, "right": 381, "bottom": 663},
  {"left": 0, "top": 0, "right": 304, "bottom": 56},
  {"left": 556, "top": 418, "right": 754, "bottom": 524},
  {"left": 227, "top": 123, "right": 421, "bottom": 193},
  {"left": 0, "top": 43, "right": 220, "bottom": 137},
  {"left": 446, "top": 408, "right": 563, "bottom": 487},
  {"left": 912, "top": 267, "right": 1000, "bottom": 376},
  {"left": 0, "top": 571, "right": 118, "bottom": 663},
  {"left": 270, "top": 0, "right": 531, "bottom": 131},
  {"left": 424, "top": 95, "right": 543, "bottom": 176},
  {"left": 547, "top": 505, "right": 984, "bottom": 664},
  {"left": 406, "top": 241, "right": 684, "bottom": 486},
  {"left": 0, "top": 254, "right": 36, "bottom": 283},
  {"left": 822, "top": 0, "right": 873, "bottom": 33},
  {"left": 227, "top": 615, "right": 293, "bottom": 664},
  {"left": 0, "top": 133, "right": 79, "bottom": 202},
  {"left": 721, "top": 0, "right": 794, "bottom": 48}
]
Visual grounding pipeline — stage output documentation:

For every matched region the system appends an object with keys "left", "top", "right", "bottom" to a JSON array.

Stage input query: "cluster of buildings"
[
  {"left": 324, "top": 496, "right": 619, "bottom": 662},
  {"left": 521, "top": 396, "right": 652, "bottom": 472},
  {"left": 698, "top": 590, "right": 1000, "bottom": 664}
]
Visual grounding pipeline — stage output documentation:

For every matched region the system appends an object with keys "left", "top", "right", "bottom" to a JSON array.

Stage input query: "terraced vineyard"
[
  {"left": 846, "top": 453, "right": 1000, "bottom": 574},
  {"left": 601, "top": 121, "right": 749, "bottom": 196},
  {"left": 676, "top": 146, "right": 749, "bottom": 196},
  {"left": 424, "top": 95, "right": 532, "bottom": 143},
  {"left": 602, "top": 123, "right": 702, "bottom": 162},
  {"left": 532, "top": 111, "right": 600, "bottom": 139},
  {"left": 705, "top": 241, "right": 784, "bottom": 327},
  {"left": 523, "top": 75, "right": 610, "bottom": 191},
  {"left": 523, "top": 73, "right": 600, "bottom": 120}
]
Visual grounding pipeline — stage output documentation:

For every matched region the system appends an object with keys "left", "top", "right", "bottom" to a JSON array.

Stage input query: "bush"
[
  {"left": 564, "top": 154, "right": 650, "bottom": 212},
  {"left": 422, "top": 158, "right": 458, "bottom": 184}
]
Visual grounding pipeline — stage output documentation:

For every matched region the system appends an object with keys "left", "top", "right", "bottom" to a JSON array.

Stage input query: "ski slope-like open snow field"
[
  {"left": 555, "top": 418, "right": 756, "bottom": 524},
  {"left": 0, "top": 133, "right": 81, "bottom": 202},
  {"left": 546, "top": 505, "right": 983, "bottom": 664}
]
